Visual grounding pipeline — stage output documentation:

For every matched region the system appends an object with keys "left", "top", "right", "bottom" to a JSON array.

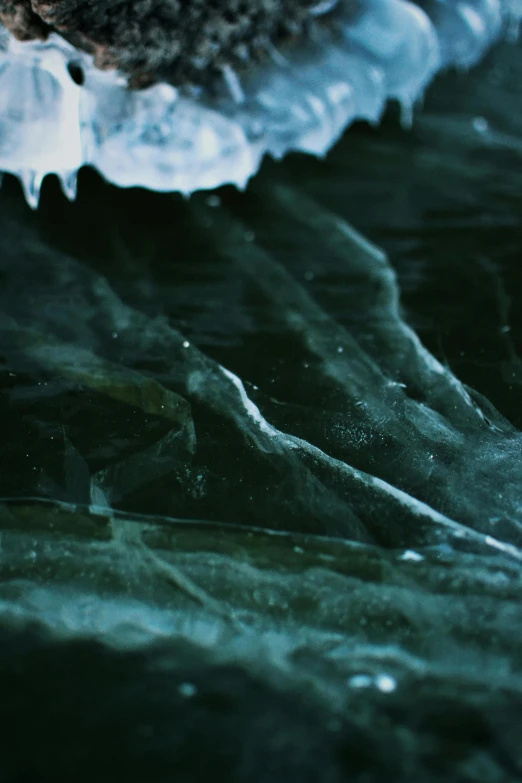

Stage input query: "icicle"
[
  {"left": 19, "top": 169, "right": 44, "bottom": 209},
  {"left": 399, "top": 97, "right": 414, "bottom": 128},
  {"left": 221, "top": 65, "right": 245, "bottom": 104},
  {"left": 308, "top": 0, "right": 340, "bottom": 17},
  {"left": 59, "top": 170, "right": 78, "bottom": 201},
  {"left": 264, "top": 40, "right": 290, "bottom": 68}
]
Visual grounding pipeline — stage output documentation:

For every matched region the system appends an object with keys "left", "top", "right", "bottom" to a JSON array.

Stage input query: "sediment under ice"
[{"left": 0, "top": 0, "right": 521, "bottom": 206}]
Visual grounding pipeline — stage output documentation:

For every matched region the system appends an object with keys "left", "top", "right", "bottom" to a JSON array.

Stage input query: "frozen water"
[
  {"left": 0, "top": 0, "right": 519, "bottom": 204},
  {"left": 1, "top": 36, "right": 522, "bottom": 776}
]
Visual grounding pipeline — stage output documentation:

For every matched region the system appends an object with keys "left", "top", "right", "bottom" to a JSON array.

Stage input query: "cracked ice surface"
[
  {"left": 1, "top": 172, "right": 521, "bottom": 548},
  {"left": 2, "top": 178, "right": 522, "bottom": 688}
]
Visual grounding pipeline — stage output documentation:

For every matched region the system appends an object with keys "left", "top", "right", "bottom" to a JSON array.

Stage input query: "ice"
[
  {"left": 81, "top": 76, "right": 260, "bottom": 193},
  {"left": 0, "top": 35, "right": 82, "bottom": 204},
  {"left": 0, "top": 27, "right": 521, "bottom": 778},
  {"left": 0, "top": 0, "right": 515, "bottom": 204},
  {"left": 418, "top": 0, "right": 503, "bottom": 67},
  {"left": 338, "top": 0, "right": 441, "bottom": 110},
  {"left": 58, "top": 169, "right": 78, "bottom": 201}
]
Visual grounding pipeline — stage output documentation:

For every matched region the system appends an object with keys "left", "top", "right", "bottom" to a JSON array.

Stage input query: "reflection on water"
[{"left": 0, "top": 37, "right": 521, "bottom": 783}]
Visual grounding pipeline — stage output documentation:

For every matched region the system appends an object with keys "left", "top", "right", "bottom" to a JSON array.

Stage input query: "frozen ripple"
[{"left": 0, "top": 0, "right": 518, "bottom": 205}]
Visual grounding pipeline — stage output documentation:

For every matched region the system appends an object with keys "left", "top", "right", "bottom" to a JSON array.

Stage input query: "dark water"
[{"left": 0, "top": 39, "right": 521, "bottom": 783}]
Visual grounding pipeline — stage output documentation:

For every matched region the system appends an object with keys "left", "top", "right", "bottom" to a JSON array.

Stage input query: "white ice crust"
[{"left": 0, "top": 0, "right": 518, "bottom": 206}]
